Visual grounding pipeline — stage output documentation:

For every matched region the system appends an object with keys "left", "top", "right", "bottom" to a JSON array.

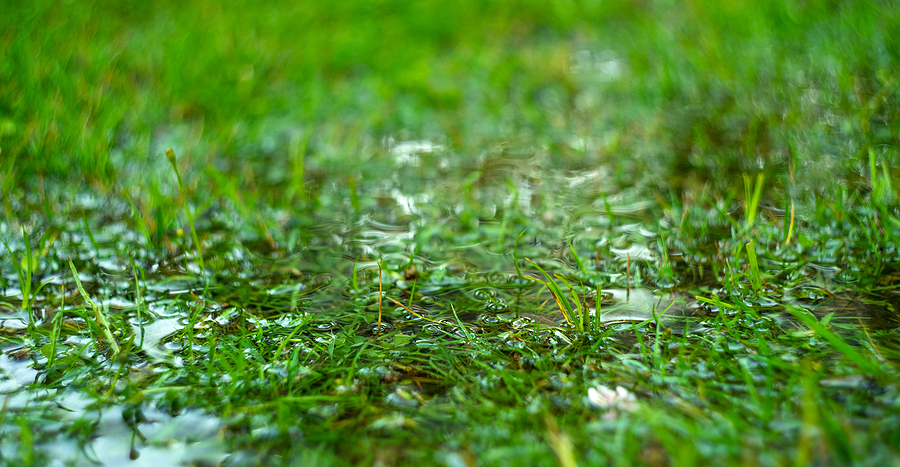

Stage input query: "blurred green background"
[{"left": 1, "top": 0, "right": 897, "bottom": 207}]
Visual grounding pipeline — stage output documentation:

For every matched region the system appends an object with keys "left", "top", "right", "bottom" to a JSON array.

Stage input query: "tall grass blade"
[
  {"left": 743, "top": 173, "right": 765, "bottom": 227},
  {"left": 525, "top": 258, "right": 575, "bottom": 328},
  {"left": 786, "top": 304, "right": 884, "bottom": 375},
  {"left": 555, "top": 274, "right": 586, "bottom": 333},
  {"left": 68, "top": 259, "right": 120, "bottom": 355},
  {"left": 166, "top": 148, "right": 205, "bottom": 276},
  {"left": 290, "top": 131, "right": 310, "bottom": 202},
  {"left": 21, "top": 227, "right": 33, "bottom": 320},
  {"left": 451, "top": 304, "right": 475, "bottom": 341},
  {"left": 513, "top": 230, "right": 526, "bottom": 279},
  {"left": 746, "top": 240, "right": 762, "bottom": 292},
  {"left": 568, "top": 239, "right": 589, "bottom": 276}
]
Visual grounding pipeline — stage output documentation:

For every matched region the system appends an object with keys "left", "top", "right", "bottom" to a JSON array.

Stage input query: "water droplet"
[
  {"left": 472, "top": 289, "right": 495, "bottom": 301},
  {"left": 403, "top": 310, "right": 428, "bottom": 321},
  {"left": 384, "top": 386, "right": 421, "bottom": 408},
  {"left": 511, "top": 317, "right": 536, "bottom": 329},
  {"left": 478, "top": 314, "right": 503, "bottom": 326},
  {"left": 419, "top": 296, "right": 437, "bottom": 305},
  {"left": 506, "top": 277, "right": 533, "bottom": 289},
  {"left": 315, "top": 322, "right": 339, "bottom": 332},
  {"left": 367, "top": 322, "right": 392, "bottom": 334}
]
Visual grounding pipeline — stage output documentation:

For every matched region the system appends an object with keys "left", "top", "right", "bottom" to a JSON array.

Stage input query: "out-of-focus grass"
[
  {"left": 1, "top": 0, "right": 623, "bottom": 181},
  {"left": 3, "top": 0, "right": 896, "bottom": 202}
]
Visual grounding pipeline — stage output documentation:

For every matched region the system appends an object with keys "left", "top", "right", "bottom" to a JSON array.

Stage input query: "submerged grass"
[{"left": 2, "top": 0, "right": 900, "bottom": 465}]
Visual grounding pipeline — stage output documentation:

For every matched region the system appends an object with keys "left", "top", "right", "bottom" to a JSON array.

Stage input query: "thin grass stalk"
[
  {"left": 746, "top": 240, "right": 762, "bottom": 292},
  {"left": 290, "top": 131, "right": 310, "bottom": 202},
  {"left": 743, "top": 173, "right": 765, "bottom": 227},
  {"left": 165, "top": 148, "right": 205, "bottom": 276},
  {"left": 47, "top": 301, "right": 64, "bottom": 369},
  {"left": 626, "top": 253, "right": 631, "bottom": 294},
  {"left": 451, "top": 304, "right": 475, "bottom": 341},
  {"left": 786, "top": 304, "right": 884, "bottom": 375},
  {"left": 130, "top": 256, "right": 145, "bottom": 348},
  {"left": 784, "top": 198, "right": 795, "bottom": 245},
  {"left": 67, "top": 259, "right": 120, "bottom": 355},
  {"left": 568, "top": 239, "right": 588, "bottom": 276},
  {"left": 385, "top": 296, "right": 441, "bottom": 324},
  {"left": 351, "top": 255, "right": 360, "bottom": 291},
  {"left": 377, "top": 261, "right": 383, "bottom": 333},
  {"left": 525, "top": 259, "right": 574, "bottom": 326},
  {"left": 513, "top": 230, "right": 526, "bottom": 279},
  {"left": 555, "top": 274, "right": 586, "bottom": 333},
  {"left": 22, "top": 227, "right": 33, "bottom": 322}
]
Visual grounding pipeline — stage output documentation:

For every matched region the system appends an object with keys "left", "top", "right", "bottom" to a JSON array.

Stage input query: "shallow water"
[{"left": 2, "top": 137, "right": 899, "bottom": 464}]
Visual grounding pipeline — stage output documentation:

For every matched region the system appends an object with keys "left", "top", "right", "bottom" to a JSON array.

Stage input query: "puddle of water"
[
  {"left": 4, "top": 119, "right": 900, "bottom": 464},
  {"left": 592, "top": 288, "right": 701, "bottom": 327},
  {"left": 85, "top": 405, "right": 224, "bottom": 467},
  {"left": 0, "top": 351, "right": 38, "bottom": 393},
  {"left": 782, "top": 284, "right": 900, "bottom": 331},
  {"left": 389, "top": 139, "right": 445, "bottom": 167},
  {"left": 47, "top": 392, "right": 225, "bottom": 467},
  {"left": 0, "top": 310, "right": 29, "bottom": 333},
  {"left": 0, "top": 387, "right": 224, "bottom": 466},
  {"left": 570, "top": 49, "right": 625, "bottom": 81},
  {"left": 132, "top": 318, "right": 183, "bottom": 366}
]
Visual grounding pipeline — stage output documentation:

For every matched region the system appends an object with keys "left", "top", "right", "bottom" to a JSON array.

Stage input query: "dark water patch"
[{"left": 782, "top": 285, "right": 900, "bottom": 332}]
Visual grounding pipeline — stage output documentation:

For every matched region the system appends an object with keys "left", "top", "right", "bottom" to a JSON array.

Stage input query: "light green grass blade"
[{"left": 68, "top": 259, "right": 120, "bottom": 356}]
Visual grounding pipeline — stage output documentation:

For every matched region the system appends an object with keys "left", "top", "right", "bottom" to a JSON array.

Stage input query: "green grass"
[{"left": 2, "top": 0, "right": 900, "bottom": 465}]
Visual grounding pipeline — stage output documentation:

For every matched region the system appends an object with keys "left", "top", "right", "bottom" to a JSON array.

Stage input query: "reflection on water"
[
  {"left": 388, "top": 139, "right": 445, "bottom": 168},
  {"left": 85, "top": 405, "right": 224, "bottom": 467},
  {"left": 0, "top": 351, "right": 38, "bottom": 393},
  {"left": 133, "top": 318, "right": 183, "bottom": 365},
  {"left": 0, "top": 382, "right": 224, "bottom": 466}
]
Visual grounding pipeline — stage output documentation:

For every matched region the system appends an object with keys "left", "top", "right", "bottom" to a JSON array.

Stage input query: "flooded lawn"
[{"left": 3, "top": 1, "right": 900, "bottom": 465}]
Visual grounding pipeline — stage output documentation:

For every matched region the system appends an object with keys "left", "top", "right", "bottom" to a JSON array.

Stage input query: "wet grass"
[{"left": 2, "top": 0, "right": 900, "bottom": 465}]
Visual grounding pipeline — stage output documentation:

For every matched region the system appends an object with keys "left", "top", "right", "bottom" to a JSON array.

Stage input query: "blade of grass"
[
  {"left": 694, "top": 295, "right": 740, "bottom": 310},
  {"left": 525, "top": 258, "right": 574, "bottom": 327},
  {"left": 130, "top": 256, "right": 144, "bottom": 348},
  {"left": 784, "top": 198, "right": 795, "bottom": 245},
  {"left": 166, "top": 148, "right": 205, "bottom": 278},
  {"left": 290, "top": 131, "right": 311, "bottom": 202},
  {"left": 513, "top": 230, "right": 526, "bottom": 279},
  {"left": 378, "top": 261, "right": 383, "bottom": 333},
  {"left": 385, "top": 296, "right": 442, "bottom": 324},
  {"left": 68, "top": 258, "right": 120, "bottom": 356},
  {"left": 555, "top": 274, "right": 586, "bottom": 333},
  {"left": 22, "top": 227, "right": 33, "bottom": 322},
  {"left": 408, "top": 278, "right": 418, "bottom": 308},
  {"left": 568, "top": 239, "right": 589, "bottom": 276},
  {"left": 545, "top": 415, "right": 578, "bottom": 467},
  {"left": 743, "top": 173, "right": 765, "bottom": 227},
  {"left": 450, "top": 304, "right": 474, "bottom": 341},
  {"left": 746, "top": 240, "right": 762, "bottom": 293},
  {"left": 351, "top": 255, "right": 360, "bottom": 291},
  {"left": 273, "top": 315, "right": 313, "bottom": 362},
  {"left": 786, "top": 304, "right": 884, "bottom": 375},
  {"left": 46, "top": 306, "right": 64, "bottom": 369}
]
